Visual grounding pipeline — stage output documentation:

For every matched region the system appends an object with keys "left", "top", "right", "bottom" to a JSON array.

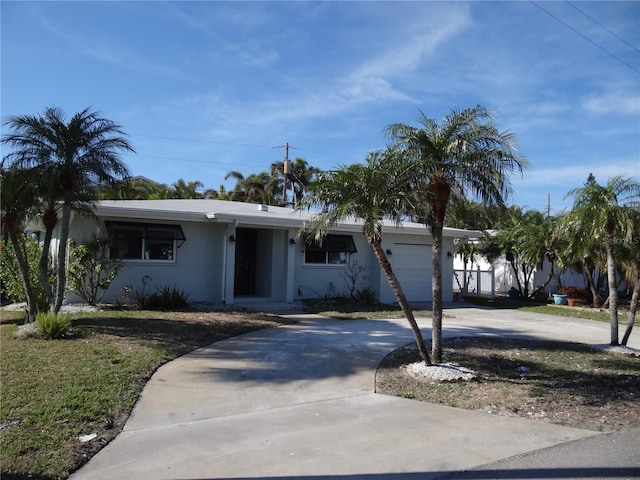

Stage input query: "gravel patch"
[
  {"left": 407, "top": 361, "right": 476, "bottom": 381},
  {"left": 593, "top": 344, "right": 640, "bottom": 357},
  {"left": 1, "top": 302, "right": 97, "bottom": 314}
]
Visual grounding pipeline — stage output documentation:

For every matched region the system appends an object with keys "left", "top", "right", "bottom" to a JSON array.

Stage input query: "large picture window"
[
  {"left": 106, "top": 222, "right": 186, "bottom": 261},
  {"left": 304, "top": 234, "right": 357, "bottom": 265}
]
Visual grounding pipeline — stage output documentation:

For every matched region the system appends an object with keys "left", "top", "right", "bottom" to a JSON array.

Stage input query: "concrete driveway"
[{"left": 70, "top": 305, "right": 639, "bottom": 480}]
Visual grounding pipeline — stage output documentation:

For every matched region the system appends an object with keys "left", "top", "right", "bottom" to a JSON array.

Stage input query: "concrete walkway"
[{"left": 70, "top": 305, "right": 639, "bottom": 480}]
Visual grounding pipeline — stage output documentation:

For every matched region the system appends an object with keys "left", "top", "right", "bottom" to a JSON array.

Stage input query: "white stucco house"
[{"left": 58, "top": 200, "right": 479, "bottom": 307}]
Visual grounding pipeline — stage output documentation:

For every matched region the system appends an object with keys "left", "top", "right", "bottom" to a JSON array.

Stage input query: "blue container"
[{"left": 553, "top": 294, "right": 568, "bottom": 305}]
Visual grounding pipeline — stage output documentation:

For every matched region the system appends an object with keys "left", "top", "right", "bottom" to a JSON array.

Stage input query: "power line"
[
  {"left": 530, "top": 1, "right": 640, "bottom": 75},
  {"left": 131, "top": 133, "right": 273, "bottom": 149},
  {"left": 566, "top": 1, "right": 640, "bottom": 54}
]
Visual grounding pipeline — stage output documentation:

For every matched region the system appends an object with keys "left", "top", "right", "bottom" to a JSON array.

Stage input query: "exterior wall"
[
  {"left": 292, "top": 232, "right": 372, "bottom": 300},
  {"left": 377, "top": 231, "right": 453, "bottom": 304},
  {"left": 67, "top": 215, "right": 226, "bottom": 305},
  {"left": 64, "top": 211, "right": 459, "bottom": 307}
]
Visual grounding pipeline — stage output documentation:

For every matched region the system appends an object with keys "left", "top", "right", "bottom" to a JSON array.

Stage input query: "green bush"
[
  {"left": 68, "top": 236, "right": 123, "bottom": 305},
  {"left": 136, "top": 285, "right": 189, "bottom": 310},
  {"left": 353, "top": 286, "right": 377, "bottom": 305},
  {"left": 0, "top": 238, "right": 52, "bottom": 311},
  {"left": 36, "top": 312, "right": 71, "bottom": 339}
]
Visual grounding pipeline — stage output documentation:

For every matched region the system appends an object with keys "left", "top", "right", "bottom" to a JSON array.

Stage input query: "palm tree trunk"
[
  {"left": 532, "top": 260, "right": 554, "bottom": 298},
  {"left": 8, "top": 229, "right": 38, "bottom": 323},
  {"left": 621, "top": 264, "right": 639, "bottom": 346},
  {"left": 431, "top": 222, "right": 444, "bottom": 363},
  {"left": 605, "top": 235, "right": 619, "bottom": 345},
  {"left": 507, "top": 256, "right": 524, "bottom": 297},
  {"left": 583, "top": 262, "right": 602, "bottom": 307},
  {"left": 53, "top": 201, "right": 72, "bottom": 313},
  {"left": 38, "top": 225, "right": 55, "bottom": 309},
  {"left": 367, "top": 235, "right": 432, "bottom": 365}
]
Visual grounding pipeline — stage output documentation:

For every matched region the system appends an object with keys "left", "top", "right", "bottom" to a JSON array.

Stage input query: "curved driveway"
[{"left": 70, "top": 305, "right": 639, "bottom": 480}]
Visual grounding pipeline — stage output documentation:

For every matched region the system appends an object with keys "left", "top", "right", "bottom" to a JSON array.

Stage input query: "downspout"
[{"left": 221, "top": 219, "right": 238, "bottom": 304}]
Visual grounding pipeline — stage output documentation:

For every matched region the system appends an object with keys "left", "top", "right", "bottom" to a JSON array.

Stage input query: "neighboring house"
[
  {"left": 53, "top": 200, "right": 478, "bottom": 306},
  {"left": 454, "top": 252, "right": 591, "bottom": 297}
]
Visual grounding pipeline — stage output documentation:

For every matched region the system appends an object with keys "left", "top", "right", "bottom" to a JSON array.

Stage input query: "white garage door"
[{"left": 390, "top": 243, "right": 432, "bottom": 301}]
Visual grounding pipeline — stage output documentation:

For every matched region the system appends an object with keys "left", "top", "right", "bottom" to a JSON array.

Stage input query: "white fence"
[{"left": 453, "top": 267, "right": 495, "bottom": 297}]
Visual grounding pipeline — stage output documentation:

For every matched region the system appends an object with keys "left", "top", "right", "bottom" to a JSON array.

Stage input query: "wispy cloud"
[
  {"left": 36, "top": 8, "right": 192, "bottom": 81},
  {"left": 582, "top": 89, "right": 640, "bottom": 116}
]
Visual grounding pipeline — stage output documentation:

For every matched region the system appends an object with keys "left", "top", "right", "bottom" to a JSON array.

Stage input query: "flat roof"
[{"left": 94, "top": 200, "right": 480, "bottom": 238}]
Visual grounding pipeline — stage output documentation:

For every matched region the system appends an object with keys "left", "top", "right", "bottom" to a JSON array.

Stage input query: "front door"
[{"left": 234, "top": 228, "right": 257, "bottom": 296}]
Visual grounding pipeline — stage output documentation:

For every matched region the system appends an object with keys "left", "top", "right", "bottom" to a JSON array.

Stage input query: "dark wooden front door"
[{"left": 234, "top": 228, "right": 257, "bottom": 296}]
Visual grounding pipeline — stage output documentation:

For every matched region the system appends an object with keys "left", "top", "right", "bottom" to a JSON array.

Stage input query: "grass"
[
  {"left": 376, "top": 336, "right": 640, "bottom": 432},
  {"left": 463, "top": 294, "right": 639, "bottom": 325},
  {"left": 0, "top": 309, "right": 291, "bottom": 480},
  {"left": 301, "top": 298, "right": 432, "bottom": 320},
  {"left": 1, "top": 297, "right": 637, "bottom": 479}
]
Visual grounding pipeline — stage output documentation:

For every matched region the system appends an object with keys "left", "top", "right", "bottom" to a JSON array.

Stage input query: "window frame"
[
  {"left": 303, "top": 234, "right": 357, "bottom": 266},
  {"left": 105, "top": 221, "right": 186, "bottom": 263}
]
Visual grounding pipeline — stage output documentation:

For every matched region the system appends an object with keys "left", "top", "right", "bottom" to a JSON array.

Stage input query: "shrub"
[
  {"left": 353, "top": 287, "right": 377, "bottom": 305},
  {"left": 136, "top": 284, "right": 189, "bottom": 310},
  {"left": 68, "top": 236, "right": 123, "bottom": 305},
  {"left": 36, "top": 312, "right": 71, "bottom": 339},
  {"left": 0, "top": 238, "right": 52, "bottom": 311}
]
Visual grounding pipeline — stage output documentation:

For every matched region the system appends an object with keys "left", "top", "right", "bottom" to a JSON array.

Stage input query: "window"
[
  {"left": 304, "top": 234, "right": 357, "bottom": 265},
  {"left": 106, "top": 222, "right": 186, "bottom": 261}
]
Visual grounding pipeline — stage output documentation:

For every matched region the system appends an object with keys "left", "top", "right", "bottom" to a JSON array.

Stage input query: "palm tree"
[
  {"left": 299, "top": 151, "right": 432, "bottom": 365},
  {"left": 0, "top": 164, "right": 41, "bottom": 322},
  {"left": 172, "top": 179, "right": 204, "bottom": 199},
  {"left": 517, "top": 210, "right": 558, "bottom": 298},
  {"left": 271, "top": 157, "right": 319, "bottom": 207},
  {"left": 559, "top": 175, "right": 640, "bottom": 345},
  {"left": 2, "top": 107, "right": 134, "bottom": 312},
  {"left": 619, "top": 208, "right": 640, "bottom": 346},
  {"left": 386, "top": 105, "right": 527, "bottom": 362},
  {"left": 225, "top": 170, "right": 281, "bottom": 204}
]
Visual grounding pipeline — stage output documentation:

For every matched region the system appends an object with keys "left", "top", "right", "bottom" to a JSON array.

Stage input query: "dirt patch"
[
  {"left": 73, "top": 310, "right": 292, "bottom": 356},
  {"left": 376, "top": 337, "right": 640, "bottom": 432}
]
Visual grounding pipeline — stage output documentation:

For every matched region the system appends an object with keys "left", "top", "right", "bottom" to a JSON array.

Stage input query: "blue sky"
[{"left": 2, "top": 1, "right": 639, "bottom": 214}]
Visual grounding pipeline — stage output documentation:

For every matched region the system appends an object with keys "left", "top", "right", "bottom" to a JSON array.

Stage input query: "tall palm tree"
[
  {"left": 560, "top": 175, "right": 640, "bottom": 345},
  {"left": 2, "top": 107, "right": 134, "bottom": 312},
  {"left": 386, "top": 105, "right": 527, "bottom": 362},
  {"left": 299, "top": 151, "right": 432, "bottom": 365}
]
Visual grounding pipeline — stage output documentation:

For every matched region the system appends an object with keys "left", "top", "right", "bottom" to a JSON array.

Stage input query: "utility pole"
[
  {"left": 546, "top": 192, "right": 551, "bottom": 218},
  {"left": 273, "top": 142, "right": 296, "bottom": 207}
]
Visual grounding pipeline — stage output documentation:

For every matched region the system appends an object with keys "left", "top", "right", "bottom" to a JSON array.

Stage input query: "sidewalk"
[{"left": 70, "top": 307, "right": 639, "bottom": 480}]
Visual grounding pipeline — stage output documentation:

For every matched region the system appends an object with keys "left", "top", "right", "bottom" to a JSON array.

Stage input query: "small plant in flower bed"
[{"left": 36, "top": 312, "right": 72, "bottom": 339}]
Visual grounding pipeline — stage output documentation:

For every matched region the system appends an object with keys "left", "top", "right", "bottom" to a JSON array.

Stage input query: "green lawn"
[
  {"left": 1, "top": 299, "right": 637, "bottom": 480},
  {"left": 462, "top": 295, "right": 638, "bottom": 325},
  {"left": 0, "top": 309, "right": 289, "bottom": 480}
]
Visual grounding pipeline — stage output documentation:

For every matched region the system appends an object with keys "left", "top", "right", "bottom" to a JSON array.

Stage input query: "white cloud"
[{"left": 582, "top": 90, "right": 640, "bottom": 116}]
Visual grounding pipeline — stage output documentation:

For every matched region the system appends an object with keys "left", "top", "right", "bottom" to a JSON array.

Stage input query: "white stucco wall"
[
  {"left": 292, "top": 232, "right": 372, "bottom": 300},
  {"left": 67, "top": 215, "right": 226, "bottom": 305}
]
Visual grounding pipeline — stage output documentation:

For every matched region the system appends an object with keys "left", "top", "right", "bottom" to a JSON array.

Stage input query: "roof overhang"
[{"left": 90, "top": 200, "right": 482, "bottom": 239}]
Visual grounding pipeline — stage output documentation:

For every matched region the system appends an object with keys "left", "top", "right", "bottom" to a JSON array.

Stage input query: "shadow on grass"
[{"left": 72, "top": 313, "right": 295, "bottom": 357}]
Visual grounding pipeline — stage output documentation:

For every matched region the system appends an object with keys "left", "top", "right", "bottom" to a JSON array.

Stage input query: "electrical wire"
[
  {"left": 566, "top": 1, "right": 640, "bottom": 54},
  {"left": 530, "top": 1, "right": 640, "bottom": 75}
]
